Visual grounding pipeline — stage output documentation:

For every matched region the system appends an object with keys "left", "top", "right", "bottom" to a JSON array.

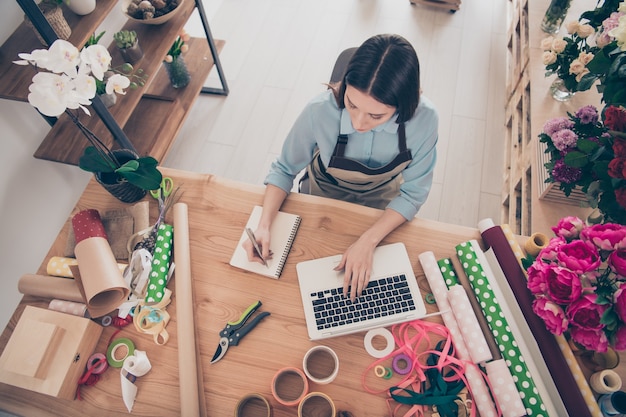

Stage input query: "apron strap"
[
  {"left": 398, "top": 123, "right": 407, "bottom": 152},
  {"left": 332, "top": 134, "right": 349, "bottom": 158}
]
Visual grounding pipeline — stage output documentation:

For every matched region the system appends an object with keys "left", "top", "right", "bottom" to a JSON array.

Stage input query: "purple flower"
[
  {"left": 552, "top": 159, "right": 582, "bottom": 183},
  {"left": 575, "top": 105, "right": 599, "bottom": 124},
  {"left": 552, "top": 129, "right": 578, "bottom": 151},
  {"left": 543, "top": 117, "right": 574, "bottom": 136}
]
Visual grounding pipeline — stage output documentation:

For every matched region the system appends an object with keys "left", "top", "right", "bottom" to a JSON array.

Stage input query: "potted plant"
[
  {"left": 14, "top": 38, "right": 162, "bottom": 203},
  {"left": 113, "top": 29, "right": 143, "bottom": 64}
]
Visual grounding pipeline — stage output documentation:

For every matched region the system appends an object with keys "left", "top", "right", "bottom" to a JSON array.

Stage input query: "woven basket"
[
  {"left": 94, "top": 150, "right": 147, "bottom": 204},
  {"left": 24, "top": 4, "right": 71, "bottom": 46}
]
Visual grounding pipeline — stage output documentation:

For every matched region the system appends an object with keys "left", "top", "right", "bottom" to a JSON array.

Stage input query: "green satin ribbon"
[
  {"left": 455, "top": 240, "right": 547, "bottom": 416},
  {"left": 145, "top": 223, "right": 173, "bottom": 304}
]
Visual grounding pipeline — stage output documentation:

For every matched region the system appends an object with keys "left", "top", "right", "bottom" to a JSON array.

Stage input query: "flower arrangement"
[
  {"left": 164, "top": 29, "right": 190, "bottom": 62},
  {"left": 526, "top": 216, "right": 626, "bottom": 352},
  {"left": 540, "top": 104, "right": 626, "bottom": 224},
  {"left": 163, "top": 30, "right": 191, "bottom": 88},
  {"left": 14, "top": 39, "right": 162, "bottom": 192}
]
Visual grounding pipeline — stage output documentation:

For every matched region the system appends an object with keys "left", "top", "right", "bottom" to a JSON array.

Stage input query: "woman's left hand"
[{"left": 335, "top": 238, "right": 377, "bottom": 301}]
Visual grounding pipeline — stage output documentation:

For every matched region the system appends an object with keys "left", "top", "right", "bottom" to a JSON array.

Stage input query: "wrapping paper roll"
[
  {"left": 418, "top": 252, "right": 498, "bottom": 417},
  {"left": 145, "top": 223, "right": 174, "bottom": 304},
  {"left": 484, "top": 359, "right": 527, "bottom": 417},
  {"left": 436, "top": 258, "right": 460, "bottom": 287},
  {"left": 479, "top": 218, "right": 601, "bottom": 417},
  {"left": 72, "top": 210, "right": 130, "bottom": 318},
  {"left": 48, "top": 299, "right": 88, "bottom": 317},
  {"left": 46, "top": 256, "right": 127, "bottom": 278},
  {"left": 456, "top": 240, "right": 547, "bottom": 416},
  {"left": 173, "top": 203, "right": 203, "bottom": 417},
  {"left": 18, "top": 274, "right": 83, "bottom": 302},
  {"left": 447, "top": 285, "right": 492, "bottom": 364},
  {"left": 500, "top": 224, "right": 526, "bottom": 265}
]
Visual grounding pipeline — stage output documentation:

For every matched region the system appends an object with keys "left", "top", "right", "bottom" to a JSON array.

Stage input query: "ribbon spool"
[
  {"left": 271, "top": 367, "right": 309, "bottom": 407},
  {"left": 107, "top": 338, "right": 135, "bottom": 368},
  {"left": 392, "top": 353, "right": 412, "bottom": 375},
  {"left": 235, "top": 393, "right": 272, "bottom": 417},
  {"left": 298, "top": 392, "right": 336, "bottom": 417},
  {"left": 302, "top": 345, "right": 339, "bottom": 385},
  {"left": 590, "top": 370, "right": 623, "bottom": 394},
  {"left": 363, "top": 328, "right": 395, "bottom": 358}
]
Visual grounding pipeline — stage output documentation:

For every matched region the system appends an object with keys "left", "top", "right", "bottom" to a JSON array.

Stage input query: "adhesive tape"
[
  {"left": 364, "top": 328, "right": 395, "bottom": 358},
  {"left": 392, "top": 353, "right": 412, "bottom": 375},
  {"left": 88, "top": 352, "right": 109, "bottom": 374},
  {"left": 590, "top": 369, "right": 622, "bottom": 394},
  {"left": 235, "top": 393, "right": 272, "bottom": 417},
  {"left": 302, "top": 345, "right": 339, "bottom": 384},
  {"left": 374, "top": 365, "right": 386, "bottom": 378},
  {"left": 101, "top": 315, "right": 112, "bottom": 327},
  {"left": 298, "top": 391, "right": 336, "bottom": 417},
  {"left": 107, "top": 338, "right": 135, "bottom": 368},
  {"left": 271, "top": 367, "right": 309, "bottom": 407}
]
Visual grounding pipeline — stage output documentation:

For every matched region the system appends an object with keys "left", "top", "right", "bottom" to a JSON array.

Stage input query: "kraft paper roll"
[
  {"left": 173, "top": 203, "right": 203, "bottom": 417},
  {"left": 46, "top": 256, "right": 127, "bottom": 278},
  {"left": 479, "top": 218, "right": 601, "bottom": 417},
  {"left": 74, "top": 237, "right": 130, "bottom": 318},
  {"left": 17, "top": 274, "right": 84, "bottom": 303},
  {"left": 235, "top": 393, "right": 272, "bottom": 417},
  {"left": 590, "top": 370, "right": 623, "bottom": 394},
  {"left": 484, "top": 359, "right": 527, "bottom": 417},
  {"left": 145, "top": 223, "right": 173, "bottom": 304},
  {"left": 418, "top": 251, "right": 498, "bottom": 417},
  {"left": 456, "top": 240, "right": 547, "bottom": 416},
  {"left": 447, "top": 285, "right": 492, "bottom": 364},
  {"left": 298, "top": 392, "right": 336, "bottom": 417}
]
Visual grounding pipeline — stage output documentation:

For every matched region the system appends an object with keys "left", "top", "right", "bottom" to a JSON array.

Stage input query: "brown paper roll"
[
  {"left": 17, "top": 274, "right": 84, "bottom": 303},
  {"left": 74, "top": 236, "right": 130, "bottom": 318},
  {"left": 174, "top": 203, "right": 203, "bottom": 416}
]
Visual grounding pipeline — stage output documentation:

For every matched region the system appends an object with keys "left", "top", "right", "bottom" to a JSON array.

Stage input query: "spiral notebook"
[{"left": 229, "top": 205, "right": 302, "bottom": 279}]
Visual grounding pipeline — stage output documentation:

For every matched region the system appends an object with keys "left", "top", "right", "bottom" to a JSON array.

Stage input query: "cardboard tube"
[
  {"left": 174, "top": 203, "right": 202, "bottom": 416},
  {"left": 17, "top": 274, "right": 84, "bottom": 303}
]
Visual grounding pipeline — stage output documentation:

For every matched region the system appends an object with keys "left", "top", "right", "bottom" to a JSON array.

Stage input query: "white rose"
[
  {"left": 541, "top": 36, "right": 555, "bottom": 50},
  {"left": 577, "top": 24, "right": 595, "bottom": 38},
  {"left": 576, "top": 68, "right": 590, "bottom": 82},
  {"left": 569, "top": 59, "right": 585, "bottom": 75},
  {"left": 543, "top": 50, "right": 557, "bottom": 65},
  {"left": 552, "top": 38, "right": 567, "bottom": 53},
  {"left": 610, "top": 15, "right": 626, "bottom": 51},
  {"left": 578, "top": 51, "right": 594, "bottom": 65},
  {"left": 566, "top": 20, "right": 580, "bottom": 35}
]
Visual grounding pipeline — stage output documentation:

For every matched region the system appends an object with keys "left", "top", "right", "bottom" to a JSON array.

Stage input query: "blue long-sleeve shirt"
[{"left": 264, "top": 89, "right": 438, "bottom": 220}]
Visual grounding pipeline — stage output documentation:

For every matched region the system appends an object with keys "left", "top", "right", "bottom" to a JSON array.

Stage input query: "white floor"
[{"left": 0, "top": 0, "right": 508, "bottom": 333}]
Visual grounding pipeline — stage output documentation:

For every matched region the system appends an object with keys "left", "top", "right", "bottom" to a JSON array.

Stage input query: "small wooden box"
[{"left": 0, "top": 305, "right": 103, "bottom": 399}]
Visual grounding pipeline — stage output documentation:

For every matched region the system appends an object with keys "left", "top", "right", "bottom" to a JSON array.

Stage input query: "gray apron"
[{"left": 304, "top": 123, "right": 412, "bottom": 209}]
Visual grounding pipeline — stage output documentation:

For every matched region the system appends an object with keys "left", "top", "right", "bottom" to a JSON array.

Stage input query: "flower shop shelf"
[
  {"left": 33, "top": 37, "right": 223, "bottom": 166},
  {"left": 1, "top": 0, "right": 227, "bottom": 166}
]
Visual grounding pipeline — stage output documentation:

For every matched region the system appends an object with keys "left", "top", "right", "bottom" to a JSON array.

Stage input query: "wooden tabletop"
[{"left": 0, "top": 167, "right": 483, "bottom": 416}]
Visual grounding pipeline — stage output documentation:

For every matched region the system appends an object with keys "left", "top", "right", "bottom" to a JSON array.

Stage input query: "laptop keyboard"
[{"left": 309, "top": 274, "right": 416, "bottom": 331}]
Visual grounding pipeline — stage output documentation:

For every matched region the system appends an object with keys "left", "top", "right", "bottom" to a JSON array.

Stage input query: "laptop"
[{"left": 296, "top": 242, "right": 427, "bottom": 340}]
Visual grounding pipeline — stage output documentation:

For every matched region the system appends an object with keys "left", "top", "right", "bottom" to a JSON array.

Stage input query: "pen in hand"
[{"left": 246, "top": 228, "right": 268, "bottom": 267}]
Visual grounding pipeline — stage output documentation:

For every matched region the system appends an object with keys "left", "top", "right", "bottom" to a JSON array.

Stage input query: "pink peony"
[
  {"left": 551, "top": 216, "right": 584, "bottom": 240},
  {"left": 613, "top": 282, "right": 626, "bottom": 322},
  {"left": 609, "top": 250, "right": 626, "bottom": 277},
  {"left": 566, "top": 293, "right": 607, "bottom": 330},
  {"left": 532, "top": 297, "right": 568, "bottom": 335},
  {"left": 570, "top": 325, "right": 609, "bottom": 352},
  {"left": 545, "top": 265, "right": 583, "bottom": 304},
  {"left": 556, "top": 240, "right": 601, "bottom": 274},
  {"left": 613, "top": 326, "right": 626, "bottom": 351},
  {"left": 581, "top": 223, "right": 626, "bottom": 250},
  {"left": 537, "top": 236, "right": 567, "bottom": 262},
  {"left": 527, "top": 261, "right": 550, "bottom": 295}
]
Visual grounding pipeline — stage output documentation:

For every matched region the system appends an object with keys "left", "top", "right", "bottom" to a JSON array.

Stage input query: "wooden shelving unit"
[
  {"left": 0, "top": 0, "right": 227, "bottom": 166},
  {"left": 409, "top": 0, "right": 461, "bottom": 12},
  {"left": 502, "top": 0, "right": 599, "bottom": 236}
]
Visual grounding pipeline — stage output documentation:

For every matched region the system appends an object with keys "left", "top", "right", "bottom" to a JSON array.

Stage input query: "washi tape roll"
[
  {"left": 374, "top": 365, "right": 386, "bottom": 378},
  {"left": 271, "top": 367, "right": 308, "bottom": 407},
  {"left": 107, "top": 338, "right": 135, "bottom": 368},
  {"left": 590, "top": 370, "right": 623, "bottom": 394},
  {"left": 392, "top": 353, "right": 412, "bottom": 375},
  {"left": 145, "top": 223, "right": 174, "bottom": 304},
  {"left": 87, "top": 352, "right": 108, "bottom": 375},
  {"left": 363, "top": 328, "right": 395, "bottom": 358},
  {"left": 302, "top": 345, "right": 339, "bottom": 384},
  {"left": 235, "top": 393, "right": 272, "bottom": 417},
  {"left": 298, "top": 392, "right": 336, "bottom": 417}
]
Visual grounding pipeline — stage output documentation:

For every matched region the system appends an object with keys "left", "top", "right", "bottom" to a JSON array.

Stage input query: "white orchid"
[{"left": 13, "top": 39, "right": 130, "bottom": 117}]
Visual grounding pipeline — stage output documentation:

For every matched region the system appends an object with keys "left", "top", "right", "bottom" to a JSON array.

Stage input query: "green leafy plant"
[{"left": 113, "top": 30, "right": 138, "bottom": 49}]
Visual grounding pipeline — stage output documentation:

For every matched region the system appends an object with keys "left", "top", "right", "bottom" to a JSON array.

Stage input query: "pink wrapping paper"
[{"left": 485, "top": 359, "right": 527, "bottom": 417}]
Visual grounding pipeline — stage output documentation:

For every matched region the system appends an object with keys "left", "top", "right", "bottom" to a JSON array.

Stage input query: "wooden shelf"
[
  {"left": 1, "top": 0, "right": 226, "bottom": 167},
  {"left": 409, "top": 0, "right": 461, "bottom": 12}
]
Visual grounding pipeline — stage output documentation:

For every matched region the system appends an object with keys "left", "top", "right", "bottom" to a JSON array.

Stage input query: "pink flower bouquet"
[{"left": 527, "top": 216, "right": 626, "bottom": 352}]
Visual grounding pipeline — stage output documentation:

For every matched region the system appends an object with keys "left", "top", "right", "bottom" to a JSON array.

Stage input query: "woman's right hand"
[{"left": 243, "top": 226, "right": 272, "bottom": 264}]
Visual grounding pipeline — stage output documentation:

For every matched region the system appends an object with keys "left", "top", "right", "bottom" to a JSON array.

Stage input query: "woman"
[{"left": 245, "top": 34, "right": 438, "bottom": 300}]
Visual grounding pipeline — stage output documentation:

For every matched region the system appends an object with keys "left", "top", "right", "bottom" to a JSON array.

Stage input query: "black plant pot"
[{"left": 94, "top": 149, "right": 146, "bottom": 203}]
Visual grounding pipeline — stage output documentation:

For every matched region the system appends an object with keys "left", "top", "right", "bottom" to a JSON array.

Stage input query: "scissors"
[
  {"left": 150, "top": 177, "right": 174, "bottom": 200},
  {"left": 210, "top": 300, "right": 270, "bottom": 364}
]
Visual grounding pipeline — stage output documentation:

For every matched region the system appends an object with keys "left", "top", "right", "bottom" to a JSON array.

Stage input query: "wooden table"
[{"left": 0, "top": 167, "right": 550, "bottom": 416}]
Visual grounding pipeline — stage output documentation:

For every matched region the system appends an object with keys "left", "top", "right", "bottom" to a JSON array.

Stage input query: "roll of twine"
[
  {"left": 271, "top": 367, "right": 308, "bottom": 407},
  {"left": 235, "top": 393, "right": 272, "bottom": 417},
  {"left": 524, "top": 232, "right": 549, "bottom": 257}
]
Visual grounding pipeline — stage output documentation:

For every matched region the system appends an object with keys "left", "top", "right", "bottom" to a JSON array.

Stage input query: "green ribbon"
[
  {"left": 145, "top": 223, "right": 173, "bottom": 304},
  {"left": 455, "top": 240, "right": 547, "bottom": 416}
]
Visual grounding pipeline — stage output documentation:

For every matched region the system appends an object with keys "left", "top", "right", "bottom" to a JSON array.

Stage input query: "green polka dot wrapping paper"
[
  {"left": 145, "top": 223, "right": 173, "bottom": 304},
  {"left": 455, "top": 240, "right": 548, "bottom": 417}
]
